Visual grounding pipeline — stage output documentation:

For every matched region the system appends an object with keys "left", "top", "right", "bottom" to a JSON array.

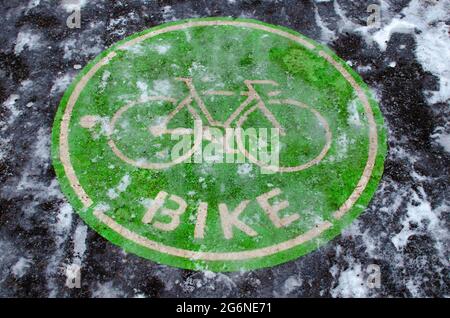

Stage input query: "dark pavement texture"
[{"left": 0, "top": 0, "right": 448, "bottom": 297}]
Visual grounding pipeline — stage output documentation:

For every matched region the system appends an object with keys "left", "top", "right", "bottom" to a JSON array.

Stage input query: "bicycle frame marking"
[{"left": 105, "top": 77, "right": 331, "bottom": 172}]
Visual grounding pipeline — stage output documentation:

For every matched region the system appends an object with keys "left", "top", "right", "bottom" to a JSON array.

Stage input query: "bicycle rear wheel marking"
[{"left": 52, "top": 18, "right": 386, "bottom": 271}]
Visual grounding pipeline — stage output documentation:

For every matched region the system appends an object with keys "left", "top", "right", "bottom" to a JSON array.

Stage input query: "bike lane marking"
[{"left": 52, "top": 18, "right": 386, "bottom": 271}]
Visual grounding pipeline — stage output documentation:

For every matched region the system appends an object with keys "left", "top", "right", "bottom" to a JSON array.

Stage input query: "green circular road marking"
[{"left": 52, "top": 18, "right": 387, "bottom": 272}]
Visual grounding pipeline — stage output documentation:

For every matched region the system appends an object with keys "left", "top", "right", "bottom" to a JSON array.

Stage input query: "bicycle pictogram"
[
  {"left": 92, "top": 77, "right": 332, "bottom": 173},
  {"left": 54, "top": 19, "right": 386, "bottom": 271}
]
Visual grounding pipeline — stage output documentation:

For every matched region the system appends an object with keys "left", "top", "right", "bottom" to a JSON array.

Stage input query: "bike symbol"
[{"left": 81, "top": 78, "right": 332, "bottom": 173}]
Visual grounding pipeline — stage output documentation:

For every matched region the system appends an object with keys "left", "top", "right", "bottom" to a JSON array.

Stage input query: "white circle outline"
[{"left": 58, "top": 19, "right": 378, "bottom": 261}]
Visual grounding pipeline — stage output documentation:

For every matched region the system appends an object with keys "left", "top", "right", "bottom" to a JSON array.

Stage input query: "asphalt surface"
[{"left": 0, "top": 0, "right": 448, "bottom": 297}]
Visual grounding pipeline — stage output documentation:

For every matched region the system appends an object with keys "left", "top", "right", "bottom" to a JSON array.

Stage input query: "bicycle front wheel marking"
[{"left": 52, "top": 18, "right": 387, "bottom": 272}]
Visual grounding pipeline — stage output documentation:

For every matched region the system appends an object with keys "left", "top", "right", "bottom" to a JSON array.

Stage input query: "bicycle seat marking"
[{"left": 52, "top": 18, "right": 386, "bottom": 271}]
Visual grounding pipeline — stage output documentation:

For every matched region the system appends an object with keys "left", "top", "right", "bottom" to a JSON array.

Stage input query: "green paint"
[{"left": 52, "top": 18, "right": 387, "bottom": 272}]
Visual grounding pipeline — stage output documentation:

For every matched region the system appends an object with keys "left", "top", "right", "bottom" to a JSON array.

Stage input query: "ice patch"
[
  {"left": 2, "top": 94, "right": 22, "bottom": 125},
  {"left": 95, "top": 202, "right": 110, "bottom": 213},
  {"left": 357, "top": 64, "right": 372, "bottom": 73},
  {"left": 373, "top": 19, "right": 416, "bottom": 51},
  {"left": 121, "top": 43, "right": 144, "bottom": 55},
  {"left": 153, "top": 44, "right": 171, "bottom": 55},
  {"left": 61, "top": 0, "right": 87, "bottom": 12},
  {"left": 137, "top": 80, "right": 149, "bottom": 100},
  {"left": 34, "top": 128, "right": 50, "bottom": 164},
  {"left": 313, "top": 4, "right": 336, "bottom": 43},
  {"left": 62, "top": 38, "right": 76, "bottom": 60},
  {"left": 107, "top": 174, "right": 131, "bottom": 200},
  {"left": 61, "top": 32, "right": 104, "bottom": 61},
  {"left": 140, "top": 198, "right": 154, "bottom": 209},
  {"left": 0, "top": 136, "right": 11, "bottom": 161},
  {"left": 416, "top": 22, "right": 450, "bottom": 104},
  {"left": 11, "top": 257, "right": 32, "bottom": 278},
  {"left": 391, "top": 187, "right": 448, "bottom": 251},
  {"left": 331, "top": 263, "right": 368, "bottom": 298},
  {"left": 50, "top": 73, "right": 74, "bottom": 95},
  {"left": 162, "top": 6, "right": 176, "bottom": 22},
  {"left": 72, "top": 223, "right": 87, "bottom": 266},
  {"left": 152, "top": 79, "right": 172, "bottom": 96},
  {"left": 347, "top": 99, "right": 362, "bottom": 128},
  {"left": 237, "top": 163, "right": 252, "bottom": 176},
  {"left": 45, "top": 202, "right": 74, "bottom": 296},
  {"left": 99, "top": 71, "right": 111, "bottom": 90},
  {"left": 92, "top": 281, "right": 125, "bottom": 298},
  {"left": 334, "top": 133, "right": 353, "bottom": 161},
  {"left": 15, "top": 30, "right": 41, "bottom": 55},
  {"left": 189, "top": 62, "right": 208, "bottom": 77},
  {"left": 107, "top": 13, "right": 138, "bottom": 37},
  {"left": 27, "top": 0, "right": 40, "bottom": 9},
  {"left": 179, "top": 270, "right": 236, "bottom": 294},
  {"left": 55, "top": 203, "right": 73, "bottom": 239},
  {"left": 198, "top": 177, "right": 207, "bottom": 189},
  {"left": 431, "top": 127, "right": 450, "bottom": 154},
  {"left": 325, "top": 0, "right": 448, "bottom": 107},
  {"left": 279, "top": 276, "right": 302, "bottom": 296},
  {"left": 371, "top": 0, "right": 450, "bottom": 104}
]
